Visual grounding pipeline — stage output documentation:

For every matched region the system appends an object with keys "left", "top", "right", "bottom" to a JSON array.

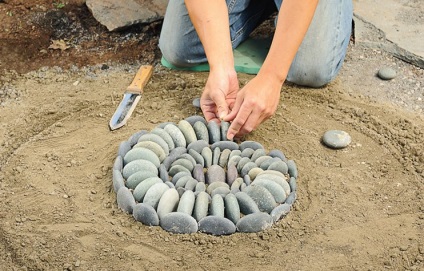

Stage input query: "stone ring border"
[{"left": 112, "top": 115, "right": 298, "bottom": 235}]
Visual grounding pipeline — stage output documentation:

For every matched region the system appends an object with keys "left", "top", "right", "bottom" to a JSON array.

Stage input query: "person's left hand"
[{"left": 223, "top": 73, "right": 283, "bottom": 139}]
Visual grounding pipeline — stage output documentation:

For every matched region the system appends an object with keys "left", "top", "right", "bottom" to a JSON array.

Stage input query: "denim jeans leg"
[{"left": 159, "top": 0, "right": 276, "bottom": 67}]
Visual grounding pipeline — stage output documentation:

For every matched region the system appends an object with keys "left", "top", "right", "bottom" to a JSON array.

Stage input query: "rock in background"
[{"left": 86, "top": 0, "right": 168, "bottom": 31}]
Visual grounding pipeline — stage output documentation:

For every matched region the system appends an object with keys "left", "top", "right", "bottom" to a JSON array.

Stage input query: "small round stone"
[
  {"left": 117, "top": 187, "right": 136, "bottom": 214},
  {"left": 112, "top": 169, "right": 125, "bottom": 192},
  {"left": 230, "top": 178, "right": 244, "bottom": 191},
  {"left": 133, "top": 203, "right": 159, "bottom": 226},
  {"left": 193, "top": 121, "right": 209, "bottom": 142},
  {"left": 133, "top": 177, "right": 163, "bottom": 202},
  {"left": 178, "top": 120, "right": 197, "bottom": 144},
  {"left": 224, "top": 193, "right": 240, "bottom": 224},
  {"left": 177, "top": 153, "right": 197, "bottom": 168},
  {"left": 240, "top": 148, "right": 255, "bottom": 158},
  {"left": 207, "top": 121, "right": 221, "bottom": 144},
  {"left": 185, "top": 115, "right": 207, "bottom": 126},
  {"left": 160, "top": 212, "right": 198, "bottom": 234},
  {"left": 177, "top": 190, "right": 195, "bottom": 215},
  {"left": 377, "top": 67, "right": 397, "bottom": 80},
  {"left": 236, "top": 212, "right": 273, "bottom": 233},
  {"left": 193, "top": 191, "right": 209, "bottom": 221},
  {"left": 260, "top": 157, "right": 282, "bottom": 171},
  {"left": 237, "top": 157, "right": 251, "bottom": 173},
  {"left": 201, "top": 147, "right": 213, "bottom": 168},
  {"left": 210, "top": 194, "right": 225, "bottom": 217},
  {"left": 198, "top": 216, "right": 236, "bottom": 235},
  {"left": 228, "top": 155, "right": 242, "bottom": 168},
  {"left": 192, "top": 97, "right": 201, "bottom": 108},
  {"left": 322, "top": 130, "right": 352, "bottom": 149},
  {"left": 164, "top": 124, "right": 186, "bottom": 148},
  {"left": 241, "top": 161, "right": 257, "bottom": 177},
  {"left": 143, "top": 183, "right": 169, "bottom": 209},
  {"left": 122, "top": 159, "right": 158, "bottom": 179},
  {"left": 157, "top": 188, "right": 180, "bottom": 219},
  {"left": 235, "top": 192, "right": 260, "bottom": 215},
  {"left": 124, "top": 147, "right": 160, "bottom": 167},
  {"left": 126, "top": 171, "right": 158, "bottom": 189},
  {"left": 206, "top": 165, "right": 226, "bottom": 184},
  {"left": 270, "top": 203, "right": 291, "bottom": 222}
]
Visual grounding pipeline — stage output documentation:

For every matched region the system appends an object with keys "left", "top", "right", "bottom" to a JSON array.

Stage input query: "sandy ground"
[{"left": 0, "top": 36, "right": 423, "bottom": 270}]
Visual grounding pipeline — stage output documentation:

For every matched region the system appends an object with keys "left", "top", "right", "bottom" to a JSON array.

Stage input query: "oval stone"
[
  {"left": 186, "top": 140, "right": 209, "bottom": 154},
  {"left": 133, "top": 177, "right": 163, "bottom": 202},
  {"left": 239, "top": 141, "right": 264, "bottom": 151},
  {"left": 126, "top": 170, "right": 158, "bottom": 189},
  {"left": 175, "top": 175, "right": 195, "bottom": 189},
  {"left": 134, "top": 141, "right": 166, "bottom": 162},
  {"left": 289, "top": 176, "right": 297, "bottom": 192},
  {"left": 192, "top": 97, "right": 200, "bottom": 108},
  {"left": 138, "top": 133, "right": 170, "bottom": 156},
  {"left": 237, "top": 157, "right": 251, "bottom": 173},
  {"left": 198, "top": 216, "right": 236, "bottom": 235},
  {"left": 235, "top": 192, "right": 260, "bottom": 215},
  {"left": 285, "top": 191, "right": 297, "bottom": 205},
  {"left": 192, "top": 164, "right": 205, "bottom": 183},
  {"left": 178, "top": 119, "right": 197, "bottom": 144},
  {"left": 177, "top": 190, "right": 195, "bottom": 215},
  {"left": 160, "top": 212, "right": 198, "bottom": 234},
  {"left": 171, "top": 171, "right": 191, "bottom": 185},
  {"left": 255, "top": 155, "right": 273, "bottom": 167},
  {"left": 124, "top": 147, "right": 160, "bottom": 167},
  {"left": 150, "top": 127, "right": 175, "bottom": 151},
  {"left": 322, "top": 130, "right": 351, "bottom": 149},
  {"left": 240, "top": 148, "right": 255, "bottom": 158},
  {"left": 184, "top": 178, "right": 198, "bottom": 191},
  {"left": 162, "top": 147, "right": 187, "bottom": 170},
  {"left": 212, "top": 147, "right": 220, "bottom": 165},
  {"left": 201, "top": 147, "right": 213, "bottom": 168},
  {"left": 243, "top": 174, "right": 251, "bottom": 186},
  {"left": 252, "top": 178, "right": 286, "bottom": 203},
  {"left": 270, "top": 203, "right": 291, "bottom": 222},
  {"left": 211, "top": 141, "right": 239, "bottom": 151},
  {"left": 117, "top": 187, "right": 136, "bottom": 214},
  {"left": 210, "top": 194, "right": 225, "bottom": 217},
  {"left": 193, "top": 121, "right": 209, "bottom": 143},
  {"left": 206, "top": 165, "right": 226, "bottom": 184},
  {"left": 267, "top": 160, "right": 288, "bottom": 175},
  {"left": 226, "top": 164, "right": 238, "bottom": 186},
  {"left": 218, "top": 149, "right": 231, "bottom": 168},
  {"left": 230, "top": 178, "right": 244, "bottom": 191},
  {"left": 123, "top": 159, "right": 158, "bottom": 179},
  {"left": 228, "top": 155, "right": 242, "bottom": 168},
  {"left": 143, "top": 183, "right": 169, "bottom": 209},
  {"left": 211, "top": 187, "right": 231, "bottom": 198},
  {"left": 128, "top": 130, "right": 148, "bottom": 147},
  {"left": 113, "top": 155, "right": 123, "bottom": 172},
  {"left": 229, "top": 149, "right": 242, "bottom": 159},
  {"left": 241, "top": 161, "right": 258, "bottom": 177},
  {"left": 206, "top": 182, "right": 230, "bottom": 194},
  {"left": 157, "top": 188, "right": 180, "bottom": 219},
  {"left": 117, "top": 141, "right": 131, "bottom": 158},
  {"left": 112, "top": 169, "right": 125, "bottom": 192},
  {"left": 185, "top": 115, "right": 207, "bottom": 126},
  {"left": 377, "top": 67, "right": 397, "bottom": 80},
  {"left": 207, "top": 121, "right": 221, "bottom": 144},
  {"left": 248, "top": 167, "right": 263, "bottom": 181},
  {"left": 171, "top": 158, "right": 194, "bottom": 172},
  {"left": 159, "top": 164, "right": 169, "bottom": 183},
  {"left": 236, "top": 212, "right": 273, "bottom": 233},
  {"left": 268, "top": 149, "right": 287, "bottom": 162},
  {"left": 133, "top": 203, "right": 159, "bottom": 226},
  {"left": 244, "top": 185, "right": 277, "bottom": 213},
  {"left": 188, "top": 149, "right": 205, "bottom": 167},
  {"left": 193, "top": 191, "right": 209, "bottom": 221},
  {"left": 224, "top": 193, "right": 240, "bottom": 224},
  {"left": 255, "top": 173, "right": 290, "bottom": 196},
  {"left": 165, "top": 181, "right": 175, "bottom": 188},
  {"left": 220, "top": 121, "right": 231, "bottom": 141},
  {"left": 164, "top": 124, "right": 186, "bottom": 148},
  {"left": 195, "top": 181, "right": 206, "bottom": 193},
  {"left": 287, "top": 160, "right": 298, "bottom": 179},
  {"left": 250, "top": 148, "right": 266, "bottom": 162},
  {"left": 178, "top": 153, "right": 197, "bottom": 168},
  {"left": 260, "top": 157, "right": 282, "bottom": 171},
  {"left": 168, "top": 165, "right": 191, "bottom": 177}
]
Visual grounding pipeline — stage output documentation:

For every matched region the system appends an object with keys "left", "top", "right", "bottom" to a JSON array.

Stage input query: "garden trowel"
[{"left": 109, "top": 65, "right": 153, "bottom": 130}]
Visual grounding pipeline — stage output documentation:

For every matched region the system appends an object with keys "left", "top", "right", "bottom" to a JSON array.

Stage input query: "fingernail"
[
  {"left": 227, "top": 132, "right": 234, "bottom": 140},
  {"left": 219, "top": 112, "right": 226, "bottom": 120}
]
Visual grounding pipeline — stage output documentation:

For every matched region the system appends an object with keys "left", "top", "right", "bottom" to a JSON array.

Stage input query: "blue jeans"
[{"left": 159, "top": 0, "right": 353, "bottom": 87}]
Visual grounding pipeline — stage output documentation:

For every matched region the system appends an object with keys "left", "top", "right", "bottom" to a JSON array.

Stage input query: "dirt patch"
[{"left": 0, "top": 1, "right": 423, "bottom": 270}]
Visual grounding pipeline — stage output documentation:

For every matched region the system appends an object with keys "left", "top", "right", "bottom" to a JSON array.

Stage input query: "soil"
[{"left": 0, "top": 1, "right": 423, "bottom": 271}]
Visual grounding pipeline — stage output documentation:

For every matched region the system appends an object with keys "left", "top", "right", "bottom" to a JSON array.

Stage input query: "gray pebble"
[
  {"left": 195, "top": 181, "right": 206, "bottom": 193},
  {"left": 193, "top": 191, "right": 209, "bottom": 221},
  {"left": 250, "top": 149, "right": 266, "bottom": 162},
  {"left": 175, "top": 175, "right": 195, "bottom": 189},
  {"left": 289, "top": 177, "right": 297, "bottom": 192},
  {"left": 168, "top": 165, "right": 191, "bottom": 177},
  {"left": 171, "top": 158, "right": 194, "bottom": 172},
  {"left": 248, "top": 167, "right": 263, "bottom": 180},
  {"left": 220, "top": 121, "right": 231, "bottom": 141},
  {"left": 230, "top": 178, "right": 244, "bottom": 191},
  {"left": 187, "top": 140, "right": 209, "bottom": 154},
  {"left": 285, "top": 192, "right": 297, "bottom": 205},
  {"left": 192, "top": 164, "right": 205, "bottom": 183},
  {"left": 377, "top": 67, "right": 397, "bottom": 80},
  {"left": 245, "top": 185, "right": 277, "bottom": 213},
  {"left": 226, "top": 164, "right": 238, "bottom": 186},
  {"left": 206, "top": 182, "right": 230, "bottom": 194},
  {"left": 207, "top": 165, "right": 226, "bottom": 184},
  {"left": 207, "top": 121, "right": 221, "bottom": 144},
  {"left": 177, "top": 187, "right": 186, "bottom": 198},
  {"left": 112, "top": 169, "right": 125, "bottom": 192},
  {"left": 211, "top": 187, "right": 231, "bottom": 198},
  {"left": 164, "top": 124, "right": 187, "bottom": 148},
  {"left": 241, "top": 162, "right": 257, "bottom": 177},
  {"left": 256, "top": 173, "right": 290, "bottom": 196},
  {"left": 143, "top": 183, "right": 169, "bottom": 209},
  {"left": 255, "top": 155, "right": 272, "bottom": 167},
  {"left": 162, "top": 147, "right": 187, "bottom": 170},
  {"left": 185, "top": 115, "right": 207, "bottom": 126},
  {"left": 178, "top": 153, "right": 197, "bottom": 168},
  {"left": 192, "top": 97, "right": 200, "bottom": 108},
  {"left": 198, "top": 216, "right": 236, "bottom": 235},
  {"left": 134, "top": 141, "right": 166, "bottom": 162},
  {"left": 184, "top": 178, "right": 198, "bottom": 191},
  {"left": 201, "top": 147, "right": 213, "bottom": 168},
  {"left": 270, "top": 203, "right": 291, "bottom": 222},
  {"left": 157, "top": 188, "right": 180, "bottom": 219},
  {"left": 287, "top": 160, "right": 298, "bottom": 179},
  {"left": 133, "top": 203, "right": 159, "bottom": 226},
  {"left": 268, "top": 149, "right": 287, "bottom": 162},
  {"left": 133, "top": 177, "right": 163, "bottom": 202},
  {"left": 159, "top": 164, "right": 169, "bottom": 183},
  {"left": 210, "top": 194, "right": 225, "bottom": 217},
  {"left": 240, "top": 183, "right": 247, "bottom": 191},
  {"left": 165, "top": 181, "right": 175, "bottom": 188},
  {"left": 171, "top": 171, "right": 191, "bottom": 184},
  {"left": 160, "top": 212, "right": 198, "bottom": 234},
  {"left": 151, "top": 127, "right": 175, "bottom": 151},
  {"left": 156, "top": 122, "right": 176, "bottom": 129},
  {"left": 241, "top": 148, "right": 255, "bottom": 158},
  {"left": 117, "top": 141, "right": 131, "bottom": 158},
  {"left": 177, "top": 190, "right": 195, "bottom": 215},
  {"left": 239, "top": 141, "right": 264, "bottom": 151},
  {"left": 243, "top": 174, "right": 251, "bottom": 186},
  {"left": 224, "top": 193, "right": 240, "bottom": 224},
  {"left": 189, "top": 149, "right": 205, "bottom": 167},
  {"left": 124, "top": 147, "right": 160, "bottom": 168},
  {"left": 260, "top": 157, "right": 282, "bottom": 171},
  {"left": 235, "top": 192, "right": 260, "bottom": 215},
  {"left": 252, "top": 178, "right": 286, "bottom": 203},
  {"left": 211, "top": 141, "right": 239, "bottom": 151},
  {"left": 236, "top": 212, "right": 273, "bottom": 233},
  {"left": 126, "top": 171, "right": 158, "bottom": 189},
  {"left": 322, "top": 130, "right": 352, "bottom": 149},
  {"left": 228, "top": 155, "right": 242, "bottom": 168},
  {"left": 123, "top": 159, "right": 158, "bottom": 179},
  {"left": 218, "top": 149, "right": 231, "bottom": 168},
  {"left": 128, "top": 130, "right": 148, "bottom": 147},
  {"left": 117, "top": 187, "right": 136, "bottom": 214},
  {"left": 138, "top": 133, "right": 170, "bottom": 157},
  {"left": 267, "top": 160, "right": 288, "bottom": 175},
  {"left": 229, "top": 149, "right": 242, "bottom": 159},
  {"left": 178, "top": 120, "right": 197, "bottom": 144},
  {"left": 193, "top": 121, "right": 209, "bottom": 142},
  {"left": 212, "top": 147, "right": 220, "bottom": 165},
  {"left": 237, "top": 157, "right": 252, "bottom": 173},
  {"left": 113, "top": 155, "right": 123, "bottom": 172}
]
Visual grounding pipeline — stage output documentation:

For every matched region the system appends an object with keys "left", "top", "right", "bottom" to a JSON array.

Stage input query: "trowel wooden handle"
[{"left": 126, "top": 65, "right": 153, "bottom": 94}]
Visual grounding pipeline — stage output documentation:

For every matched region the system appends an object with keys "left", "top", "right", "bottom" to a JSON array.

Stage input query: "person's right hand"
[{"left": 200, "top": 68, "right": 239, "bottom": 123}]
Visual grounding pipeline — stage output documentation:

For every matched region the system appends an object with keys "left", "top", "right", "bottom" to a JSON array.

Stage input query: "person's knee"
[
  {"left": 287, "top": 62, "right": 336, "bottom": 88},
  {"left": 160, "top": 42, "right": 193, "bottom": 68}
]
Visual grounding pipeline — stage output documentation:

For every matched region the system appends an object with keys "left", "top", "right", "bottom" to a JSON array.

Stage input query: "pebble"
[
  {"left": 260, "top": 157, "right": 282, "bottom": 171},
  {"left": 268, "top": 149, "right": 287, "bottom": 162},
  {"left": 220, "top": 121, "right": 231, "bottom": 141},
  {"left": 255, "top": 173, "right": 290, "bottom": 196},
  {"left": 177, "top": 190, "right": 195, "bottom": 215},
  {"left": 168, "top": 165, "right": 191, "bottom": 177},
  {"left": 189, "top": 149, "right": 205, "bottom": 167},
  {"left": 241, "top": 161, "right": 257, "bottom": 177},
  {"left": 159, "top": 164, "right": 169, "bottom": 182},
  {"left": 126, "top": 171, "right": 158, "bottom": 189},
  {"left": 184, "top": 178, "right": 198, "bottom": 191},
  {"left": 239, "top": 141, "right": 264, "bottom": 151},
  {"left": 201, "top": 147, "right": 213, "bottom": 168},
  {"left": 198, "top": 216, "right": 236, "bottom": 235},
  {"left": 235, "top": 192, "right": 260, "bottom": 215},
  {"left": 377, "top": 67, "right": 397, "bottom": 80},
  {"left": 267, "top": 160, "right": 288, "bottom": 174},
  {"left": 117, "top": 141, "right": 131, "bottom": 158},
  {"left": 123, "top": 147, "right": 160, "bottom": 168},
  {"left": 211, "top": 187, "right": 231, "bottom": 198},
  {"left": 133, "top": 203, "right": 159, "bottom": 226},
  {"left": 218, "top": 149, "right": 231, "bottom": 168},
  {"left": 241, "top": 148, "right": 255, "bottom": 158},
  {"left": 250, "top": 149, "right": 266, "bottom": 162},
  {"left": 165, "top": 181, "right": 175, "bottom": 188},
  {"left": 117, "top": 187, "right": 136, "bottom": 214},
  {"left": 143, "top": 183, "right": 169, "bottom": 209},
  {"left": 138, "top": 133, "right": 170, "bottom": 156},
  {"left": 133, "top": 177, "right": 163, "bottom": 202},
  {"left": 187, "top": 140, "right": 209, "bottom": 154},
  {"left": 230, "top": 178, "right": 244, "bottom": 191},
  {"left": 185, "top": 115, "right": 207, "bottom": 126},
  {"left": 193, "top": 121, "right": 209, "bottom": 142},
  {"left": 193, "top": 164, "right": 205, "bottom": 183},
  {"left": 112, "top": 169, "right": 125, "bottom": 192},
  {"left": 150, "top": 128, "right": 175, "bottom": 151},
  {"left": 156, "top": 121, "right": 175, "bottom": 129},
  {"left": 195, "top": 182, "right": 206, "bottom": 193},
  {"left": 224, "top": 193, "right": 240, "bottom": 224},
  {"left": 244, "top": 185, "right": 277, "bottom": 213},
  {"left": 252, "top": 178, "right": 286, "bottom": 203},
  {"left": 162, "top": 147, "right": 187, "bottom": 170},
  {"left": 210, "top": 194, "right": 225, "bottom": 217},
  {"left": 285, "top": 192, "right": 297, "bottom": 205},
  {"left": 212, "top": 147, "right": 220, "bottom": 165},
  {"left": 128, "top": 130, "right": 148, "bottom": 147},
  {"left": 226, "top": 164, "right": 238, "bottom": 186},
  {"left": 270, "top": 203, "right": 291, "bottom": 222},
  {"left": 171, "top": 171, "right": 191, "bottom": 185},
  {"left": 192, "top": 97, "right": 200, "bottom": 108},
  {"left": 178, "top": 153, "right": 197, "bottom": 168},
  {"left": 322, "top": 130, "right": 352, "bottom": 149},
  {"left": 171, "top": 158, "right": 194, "bottom": 172},
  {"left": 228, "top": 155, "right": 241, "bottom": 168},
  {"left": 157, "top": 188, "right": 180, "bottom": 219},
  {"left": 178, "top": 120, "right": 197, "bottom": 144},
  {"left": 206, "top": 165, "right": 226, "bottom": 184},
  {"left": 122, "top": 159, "right": 158, "bottom": 179},
  {"left": 193, "top": 191, "right": 209, "bottom": 221},
  {"left": 207, "top": 121, "right": 221, "bottom": 144},
  {"left": 237, "top": 157, "right": 251, "bottom": 173},
  {"left": 243, "top": 174, "right": 251, "bottom": 186},
  {"left": 236, "top": 212, "right": 273, "bottom": 233},
  {"left": 287, "top": 160, "right": 298, "bottom": 179},
  {"left": 248, "top": 167, "right": 263, "bottom": 180},
  {"left": 211, "top": 141, "right": 239, "bottom": 151},
  {"left": 255, "top": 155, "right": 272, "bottom": 167},
  {"left": 229, "top": 149, "right": 242, "bottom": 159},
  {"left": 134, "top": 141, "right": 166, "bottom": 162},
  {"left": 164, "top": 124, "right": 187, "bottom": 148},
  {"left": 160, "top": 212, "right": 198, "bottom": 234},
  {"left": 206, "top": 182, "right": 230, "bottom": 194},
  {"left": 289, "top": 177, "right": 297, "bottom": 192},
  {"left": 175, "top": 175, "right": 194, "bottom": 189},
  {"left": 113, "top": 155, "right": 123, "bottom": 171}
]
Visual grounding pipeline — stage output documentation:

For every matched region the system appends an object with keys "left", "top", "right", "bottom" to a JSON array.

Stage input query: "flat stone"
[
  {"left": 133, "top": 203, "right": 160, "bottom": 226},
  {"left": 143, "top": 183, "right": 169, "bottom": 209},
  {"left": 192, "top": 164, "right": 205, "bottom": 183},
  {"left": 178, "top": 153, "right": 197, "bottom": 168},
  {"left": 255, "top": 155, "right": 273, "bottom": 167},
  {"left": 150, "top": 127, "right": 175, "bottom": 151},
  {"left": 287, "top": 160, "right": 299, "bottom": 179},
  {"left": 168, "top": 164, "right": 191, "bottom": 177},
  {"left": 244, "top": 185, "right": 277, "bottom": 213},
  {"left": 186, "top": 140, "right": 209, "bottom": 154},
  {"left": 198, "top": 216, "right": 236, "bottom": 235},
  {"left": 210, "top": 194, "right": 225, "bottom": 217},
  {"left": 185, "top": 115, "right": 207, "bottom": 126},
  {"left": 171, "top": 158, "right": 194, "bottom": 172},
  {"left": 164, "top": 124, "right": 187, "bottom": 148},
  {"left": 322, "top": 130, "right": 352, "bottom": 149},
  {"left": 178, "top": 119, "right": 197, "bottom": 144},
  {"left": 159, "top": 164, "right": 169, "bottom": 182},
  {"left": 193, "top": 191, "right": 209, "bottom": 221},
  {"left": 201, "top": 147, "right": 213, "bottom": 168},
  {"left": 212, "top": 147, "right": 220, "bottom": 165},
  {"left": 192, "top": 97, "right": 200, "bottom": 108},
  {"left": 285, "top": 192, "right": 297, "bottom": 205},
  {"left": 235, "top": 192, "right": 260, "bottom": 215},
  {"left": 237, "top": 157, "right": 252, "bottom": 173},
  {"left": 267, "top": 160, "right": 288, "bottom": 175},
  {"left": 128, "top": 130, "right": 148, "bottom": 147},
  {"left": 126, "top": 171, "right": 158, "bottom": 189},
  {"left": 250, "top": 149, "right": 266, "bottom": 162},
  {"left": 157, "top": 188, "right": 180, "bottom": 219},
  {"left": 188, "top": 149, "right": 205, "bottom": 167},
  {"left": 226, "top": 164, "right": 238, "bottom": 186},
  {"left": 162, "top": 147, "right": 187, "bottom": 170},
  {"left": 210, "top": 141, "right": 239, "bottom": 151},
  {"left": 255, "top": 173, "right": 290, "bottom": 196},
  {"left": 124, "top": 147, "right": 160, "bottom": 167},
  {"left": 122, "top": 159, "right": 158, "bottom": 179},
  {"left": 206, "top": 182, "right": 230, "bottom": 195},
  {"left": 117, "top": 187, "right": 136, "bottom": 214},
  {"left": 174, "top": 175, "right": 195, "bottom": 189},
  {"left": 268, "top": 149, "right": 287, "bottom": 162},
  {"left": 112, "top": 169, "right": 125, "bottom": 192},
  {"left": 177, "top": 190, "right": 195, "bottom": 215},
  {"left": 206, "top": 165, "right": 226, "bottom": 184},
  {"left": 270, "top": 203, "right": 291, "bottom": 222},
  {"left": 86, "top": 0, "right": 167, "bottom": 31},
  {"left": 113, "top": 155, "right": 123, "bottom": 172},
  {"left": 229, "top": 150, "right": 242, "bottom": 159},
  {"left": 207, "top": 121, "right": 221, "bottom": 144},
  {"left": 241, "top": 161, "right": 257, "bottom": 177},
  {"left": 252, "top": 178, "right": 286, "bottom": 203},
  {"left": 218, "top": 149, "right": 231, "bottom": 168},
  {"left": 171, "top": 171, "right": 191, "bottom": 185},
  {"left": 184, "top": 178, "right": 198, "bottom": 191},
  {"left": 240, "top": 148, "right": 255, "bottom": 158},
  {"left": 138, "top": 133, "right": 170, "bottom": 157},
  {"left": 224, "top": 193, "right": 240, "bottom": 224},
  {"left": 117, "top": 141, "right": 131, "bottom": 158},
  {"left": 236, "top": 212, "right": 273, "bottom": 233},
  {"left": 160, "top": 212, "right": 198, "bottom": 234},
  {"left": 239, "top": 141, "right": 264, "bottom": 151},
  {"left": 193, "top": 121, "right": 209, "bottom": 142},
  {"left": 260, "top": 157, "right": 282, "bottom": 171},
  {"left": 289, "top": 176, "right": 297, "bottom": 192},
  {"left": 133, "top": 141, "right": 166, "bottom": 162},
  {"left": 220, "top": 121, "right": 231, "bottom": 141},
  {"left": 133, "top": 177, "right": 163, "bottom": 202}
]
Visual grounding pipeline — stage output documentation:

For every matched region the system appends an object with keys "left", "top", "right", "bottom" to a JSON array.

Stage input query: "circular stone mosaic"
[{"left": 112, "top": 115, "right": 298, "bottom": 235}]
